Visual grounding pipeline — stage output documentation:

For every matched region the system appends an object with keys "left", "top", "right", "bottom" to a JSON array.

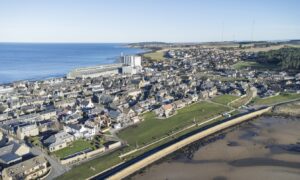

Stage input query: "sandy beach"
[{"left": 131, "top": 116, "right": 300, "bottom": 180}]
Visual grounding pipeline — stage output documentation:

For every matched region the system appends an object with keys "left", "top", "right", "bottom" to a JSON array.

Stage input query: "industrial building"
[
  {"left": 67, "top": 55, "right": 143, "bottom": 79},
  {"left": 122, "top": 55, "right": 142, "bottom": 67},
  {"left": 67, "top": 63, "right": 122, "bottom": 79},
  {"left": 121, "top": 55, "right": 142, "bottom": 75}
]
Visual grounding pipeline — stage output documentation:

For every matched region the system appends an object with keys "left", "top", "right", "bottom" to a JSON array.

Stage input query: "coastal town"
[{"left": 0, "top": 42, "right": 300, "bottom": 179}]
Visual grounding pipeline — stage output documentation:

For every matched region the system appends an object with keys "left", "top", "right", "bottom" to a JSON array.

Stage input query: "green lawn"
[
  {"left": 252, "top": 93, "right": 300, "bottom": 105},
  {"left": 211, "top": 94, "right": 239, "bottom": 105},
  {"left": 53, "top": 139, "right": 95, "bottom": 159},
  {"left": 118, "top": 101, "right": 230, "bottom": 147},
  {"left": 143, "top": 51, "right": 166, "bottom": 61},
  {"left": 56, "top": 150, "right": 123, "bottom": 180},
  {"left": 232, "top": 61, "right": 278, "bottom": 70}
]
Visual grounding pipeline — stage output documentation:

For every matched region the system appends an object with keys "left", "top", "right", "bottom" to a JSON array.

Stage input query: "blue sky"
[{"left": 0, "top": 0, "right": 299, "bottom": 42}]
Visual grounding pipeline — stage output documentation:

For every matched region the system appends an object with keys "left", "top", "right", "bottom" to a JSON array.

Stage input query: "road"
[
  {"left": 30, "top": 146, "right": 70, "bottom": 180},
  {"left": 0, "top": 131, "right": 69, "bottom": 179}
]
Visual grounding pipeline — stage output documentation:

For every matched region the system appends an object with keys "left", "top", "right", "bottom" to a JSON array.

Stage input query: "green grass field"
[
  {"left": 118, "top": 101, "right": 230, "bottom": 147},
  {"left": 143, "top": 51, "right": 166, "bottom": 61},
  {"left": 232, "top": 61, "right": 278, "bottom": 70},
  {"left": 252, "top": 93, "right": 300, "bottom": 105},
  {"left": 211, "top": 94, "right": 239, "bottom": 105},
  {"left": 53, "top": 139, "right": 95, "bottom": 159},
  {"left": 57, "top": 150, "right": 123, "bottom": 180}
]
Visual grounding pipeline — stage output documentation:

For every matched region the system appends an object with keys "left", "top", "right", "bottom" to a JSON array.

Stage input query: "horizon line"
[{"left": 0, "top": 38, "right": 299, "bottom": 44}]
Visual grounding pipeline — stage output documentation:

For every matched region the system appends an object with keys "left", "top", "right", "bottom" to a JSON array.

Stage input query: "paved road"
[
  {"left": 30, "top": 146, "right": 70, "bottom": 180},
  {"left": 0, "top": 132, "right": 69, "bottom": 179}
]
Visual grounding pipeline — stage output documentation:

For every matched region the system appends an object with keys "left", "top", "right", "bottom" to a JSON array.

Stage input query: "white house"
[
  {"left": 80, "top": 100, "right": 94, "bottom": 109},
  {"left": 64, "top": 124, "right": 97, "bottom": 139}
]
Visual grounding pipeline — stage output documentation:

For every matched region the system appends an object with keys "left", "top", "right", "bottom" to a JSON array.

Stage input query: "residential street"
[{"left": 30, "top": 146, "right": 70, "bottom": 180}]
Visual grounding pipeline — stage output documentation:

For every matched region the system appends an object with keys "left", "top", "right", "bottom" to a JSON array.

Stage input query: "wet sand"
[{"left": 131, "top": 116, "right": 300, "bottom": 180}]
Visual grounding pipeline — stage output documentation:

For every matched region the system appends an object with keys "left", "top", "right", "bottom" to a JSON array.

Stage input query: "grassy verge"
[
  {"left": 230, "top": 89, "right": 254, "bottom": 108},
  {"left": 56, "top": 150, "right": 123, "bottom": 180},
  {"left": 143, "top": 50, "right": 166, "bottom": 61},
  {"left": 118, "top": 101, "right": 229, "bottom": 148},
  {"left": 53, "top": 139, "right": 95, "bottom": 159},
  {"left": 252, "top": 93, "right": 300, "bottom": 105},
  {"left": 211, "top": 94, "right": 239, "bottom": 105},
  {"left": 232, "top": 61, "right": 278, "bottom": 70}
]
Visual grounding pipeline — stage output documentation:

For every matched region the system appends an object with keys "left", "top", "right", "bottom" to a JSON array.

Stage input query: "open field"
[
  {"left": 232, "top": 61, "right": 262, "bottom": 69},
  {"left": 57, "top": 150, "right": 123, "bottom": 180},
  {"left": 53, "top": 139, "right": 95, "bottom": 159},
  {"left": 241, "top": 45, "right": 286, "bottom": 52},
  {"left": 143, "top": 50, "right": 166, "bottom": 61},
  {"left": 241, "top": 44, "right": 300, "bottom": 52},
  {"left": 211, "top": 94, "right": 239, "bottom": 105},
  {"left": 232, "top": 61, "right": 278, "bottom": 70},
  {"left": 118, "top": 101, "right": 230, "bottom": 147},
  {"left": 252, "top": 93, "right": 300, "bottom": 105}
]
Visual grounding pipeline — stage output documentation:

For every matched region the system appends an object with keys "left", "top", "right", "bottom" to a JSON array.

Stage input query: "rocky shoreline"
[{"left": 272, "top": 101, "right": 300, "bottom": 117}]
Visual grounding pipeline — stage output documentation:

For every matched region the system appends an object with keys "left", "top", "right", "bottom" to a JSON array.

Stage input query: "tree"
[
  {"left": 239, "top": 44, "right": 243, "bottom": 49},
  {"left": 0, "top": 104, "right": 7, "bottom": 114},
  {"left": 255, "top": 47, "right": 300, "bottom": 70}
]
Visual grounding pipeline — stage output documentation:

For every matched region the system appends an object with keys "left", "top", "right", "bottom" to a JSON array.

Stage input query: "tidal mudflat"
[{"left": 131, "top": 116, "right": 300, "bottom": 180}]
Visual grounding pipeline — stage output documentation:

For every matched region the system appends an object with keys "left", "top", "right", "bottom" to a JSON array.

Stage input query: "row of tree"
[{"left": 256, "top": 47, "right": 300, "bottom": 70}]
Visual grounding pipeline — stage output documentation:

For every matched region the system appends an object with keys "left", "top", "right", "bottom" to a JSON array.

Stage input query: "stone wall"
[{"left": 60, "top": 147, "right": 105, "bottom": 165}]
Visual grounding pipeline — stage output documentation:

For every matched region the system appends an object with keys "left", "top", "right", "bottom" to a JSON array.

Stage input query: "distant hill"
[
  {"left": 128, "top": 42, "right": 173, "bottom": 49},
  {"left": 287, "top": 40, "right": 300, "bottom": 45}
]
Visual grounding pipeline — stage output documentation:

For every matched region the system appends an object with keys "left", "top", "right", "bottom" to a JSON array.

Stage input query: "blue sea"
[{"left": 0, "top": 43, "right": 145, "bottom": 84}]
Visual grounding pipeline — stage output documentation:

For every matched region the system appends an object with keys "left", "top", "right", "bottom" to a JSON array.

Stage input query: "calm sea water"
[{"left": 0, "top": 43, "right": 145, "bottom": 84}]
